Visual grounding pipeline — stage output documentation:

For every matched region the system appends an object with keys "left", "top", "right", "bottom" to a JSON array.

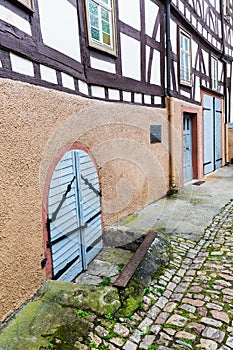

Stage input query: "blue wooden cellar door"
[
  {"left": 203, "top": 95, "right": 222, "bottom": 175},
  {"left": 183, "top": 114, "right": 193, "bottom": 183},
  {"left": 47, "top": 150, "right": 102, "bottom": 281}
]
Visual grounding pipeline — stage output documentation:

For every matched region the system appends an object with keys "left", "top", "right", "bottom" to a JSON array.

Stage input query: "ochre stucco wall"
[
  {"left": 0, "top": 79, "right": 225, "bottom": 321},
  {"left": 228, "top": 129, "right": 233, "bottom": 162},
  {"left": 0, "top": 79, "right": 171, "bottom": 321}
]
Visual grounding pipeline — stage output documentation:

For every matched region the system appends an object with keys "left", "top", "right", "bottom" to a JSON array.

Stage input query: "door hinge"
[{"left": 41, "top": 258, "right": 47, "bottom": 269}]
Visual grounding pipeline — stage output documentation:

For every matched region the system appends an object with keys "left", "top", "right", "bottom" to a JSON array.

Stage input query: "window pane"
[
  {"left": 90, "top": 14, "right": 99, "bottom": 28},
  {"left": 89, "top": 0, "right": 98, "bottom": 16},
  {"left": 102, "top": 20, "right": 110, "bottom": 34},
  {"left": 91, "top": 27, "right": 100, "bottom": 41},
  {"left": 102, "top": 32, "right": 111, "bottom": 45},
  {"left": 101, "top": 7, "right": 109, "bottom": 21},
  {"left": 102, "top": 0, "right": 109, "bottom": 4}
]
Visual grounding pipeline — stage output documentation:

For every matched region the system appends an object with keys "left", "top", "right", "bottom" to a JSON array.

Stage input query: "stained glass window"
[{"left": 85, "top": 0, "right": 117, "bottom": 55}]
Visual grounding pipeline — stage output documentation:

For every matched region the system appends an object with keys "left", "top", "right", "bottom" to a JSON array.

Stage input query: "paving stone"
[
  {"left": 150, "top": 324, "right": 162, "bottom": 335},
  {"left": 95, "top": 325, "right": 109, "bottom": 337},
  {"left": 206, "top": 303, "right": 223, "bottom": 311},
  {"left": 182, "top": 297, "right": 205, "bottom": 307},
  {"left": 174, "top": 283, "right": 189, "bottom": 293},
  {"left": 223, "top": 288, "right": 233, "bottom": 296},
  {"left": 163, "top": 289, "right": 172, "bottom": 298},
  {"left": 138, "top": 317, "right": 153, "bottom": 332},
  {"left": 189, "top": 286, "right": 203, "bottom": 293},
  {"left": 130, "top": 330, "right": 142, "bottom": 344},
  {"left": 155, "top": 312, "right": 170, "bottom": 324},
  {"left": 166, "top": 314, "right": 188, "bottom": 327},
  {"left": 226, "top": 336, "right": 233, "bottom": 348},
  {"left": 173, "top": 341, "right": 192, "bottom": 349},
  {"left": 210, "top": 310, "right": 230, "bottom": 324},
  {"left": 172, "top": 276, "right": 181, "bottom": 284},
  {"left": 139, "top": 335, "right": 155, "bottom": 349},
  {"left": 199, "top": 338, "right": 218, "bottom": 349},
  {"left": 155, "top": 296, "right": 169, "bottom": 309},
  {"left": 194, "top": 293, "right": 205, "bottom": 300},
  {"left": 180, "top": 303, "right": 196, "bottom": 313},
  {"left": 164, "top": 301, "right": 177, "bottom": 312},
  {"left": 171, "top": 293, "right": 183, "bottom": 302},
  {"left": 123, "top": 340, "right": 138, "bottom": 350},
  {"left": 163, "top": 327, "right": 176, "bottom": 336},
  {"left": 186, "top": 322, "right": 205, "bottom": 334},
  {"left": 202, "top": 326, "right": 225, "bottom": 343},
  {"left": 200, "top": 317, "right": 222, "bottom": 328},
  {"left": 177, "top": 269, "right": 186, "bottom": 277},
  {"left": 110, "top": 337, "right": 125, "bottom": 347},
  {"left": 220, "top": 273, "right": 233, "bottom": 281},
  {"left": 114, "top": 323, "right": 130, "bottom": 337},
  {"left": 147, "top": 305, "right": 160, "bottom": 320},
  {"left": 167, "top": 281, "right": 177, "bottom": 291},
  {"left": 88, "top": 332, "right": 102, "bottom": 346},
  {"left": 175, "top": 330, "right": 196, "bottom": 340}
]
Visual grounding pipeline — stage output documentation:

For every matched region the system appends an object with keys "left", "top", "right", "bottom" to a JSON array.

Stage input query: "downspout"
[
  {"left": 220, "top": 0, "right": 229, "bottom": 163},
  {"left": 165, "top": 0, "right": 176, "bottom": 189}
]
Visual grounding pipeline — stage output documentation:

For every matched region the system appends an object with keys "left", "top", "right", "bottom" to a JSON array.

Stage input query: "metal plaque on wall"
[{"left": 150, "top": 125, "right": 162, "bottom": 143}]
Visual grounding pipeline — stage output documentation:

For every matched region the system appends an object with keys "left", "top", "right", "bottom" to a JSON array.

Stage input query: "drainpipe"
[
  {"left": 220, "top": 0, "right": 229, "bottom": 163},
  {"left": 165, "top": 0, "right": 176, "bottom": 189}
]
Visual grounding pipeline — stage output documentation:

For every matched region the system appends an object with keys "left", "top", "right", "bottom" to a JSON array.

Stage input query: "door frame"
[
  {"left": 42, "top": 142, "right": 102, "bottom": 280},
  {"left": 183, "top": 113, "right": 193, "bottom": 183},
  {"left": 181, "top": 108, "right": 198, "bottom": 185}
]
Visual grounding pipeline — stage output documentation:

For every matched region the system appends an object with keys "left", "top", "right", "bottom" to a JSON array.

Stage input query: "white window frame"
[
  {"left": 211, "top": 56, "right": 218, "bottom": 91},
  {"left": 84, "top": 0, "right": 117, "bottom": 56},
  {"left": 15, "top": 0, "right": 34, "bottom": 11},
  {"left": 179, "top": 29, "right": 192, "bottom": 86}
]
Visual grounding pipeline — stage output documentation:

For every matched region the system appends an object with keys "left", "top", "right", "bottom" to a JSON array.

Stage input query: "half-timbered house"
[{"left": 0, "top": 0, "right": 232, "bottom": 321}]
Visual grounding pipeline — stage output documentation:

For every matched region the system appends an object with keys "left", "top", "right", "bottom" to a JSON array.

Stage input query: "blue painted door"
[
  {"left": 183, "top": 115, "right": 193, "bottom": 183},
  {"left": 203, "top": 95, "right": 222, "bottom": 175},
  {"left": 47, "top": 150, "right": 102, "bottom": 281}
]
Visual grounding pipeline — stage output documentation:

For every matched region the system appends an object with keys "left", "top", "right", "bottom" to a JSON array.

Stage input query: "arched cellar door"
[{"left": 47, "top": 150, "right": 102, "bottom": 281}]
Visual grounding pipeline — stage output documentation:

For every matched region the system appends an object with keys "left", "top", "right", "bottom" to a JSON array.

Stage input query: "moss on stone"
[{"left": 119, "top": 213, "right": 138, "bottom": 225}]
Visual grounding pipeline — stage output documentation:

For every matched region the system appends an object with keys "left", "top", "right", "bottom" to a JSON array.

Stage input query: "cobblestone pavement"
[{"left": 77, "top": 200, "right": 233, "bottom": 350}]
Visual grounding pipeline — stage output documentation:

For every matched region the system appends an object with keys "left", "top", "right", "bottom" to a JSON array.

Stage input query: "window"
[
  {"left": 84, "top": 0, "right": 117, "bottom": 55},
  {"left": 223, "top": 0, "right": 230, "bottom": 16},
  {"left": 15, "top": 0, "right": 34, "bottom": 11},
  {"left": 211, "top": 56, "right": 218, "bottom": 91},
  {"left": 179, "top": 30, "right": 192, "bottom": 86}
]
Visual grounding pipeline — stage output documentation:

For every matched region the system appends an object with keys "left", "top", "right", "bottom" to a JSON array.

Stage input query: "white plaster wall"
[
  {"left": 144, "top": 95, "right": 151, "bottom": 104},
  {"left": 231, "top": 73, "right": 233, "bottom": 122},
  {"left": 118, "top": 0, "right": 140, "bottom": 31},
  {"left": 10, "top": 53, "right": 34, "bottom": 76},
  {"left": 192, "top": 41, "right": 198, "bottom": 68},
  {"left": 202, "top": 49, "right": 209, "bottom": 74},
  {"left": 38, "top": 0, "right": 81, "bottom": 62},
  {"left": 146, "top": 47, "right": 161, "bottom": 86},
  {"left": 170, "top": 20, "right": 177, "bottom": 54},
  {"left": 61, "top": 72, "right": 75, "bottom": 90},
  {"left": 91, "top": 86, "right": 105, "bottom": 98},
  {"left": 123, "top": 91, "right": 132, "bottom": 102},
  {"left": 90, "top": 57, "right": 116, "bottom": 74},
  {"left": 195, "top": 77, "right": 201, "bottom": 102},
  {"left": 120, "top": 34, "right": 141, "bottom": 81},
  {"left": 145, "top": 0, "right": 159, "bottom": 37},
  {"left": 78, "top": 80, "right": 89, "bottom": 95},
  {"left": 108, "top": 89, "right": 120, "bottom": 100},
  {"left": 0, "top": 5, "right": 31, "bottom": 35},
  {"left": 40, "top": 65, "right": 57, "bottom": 84}
]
